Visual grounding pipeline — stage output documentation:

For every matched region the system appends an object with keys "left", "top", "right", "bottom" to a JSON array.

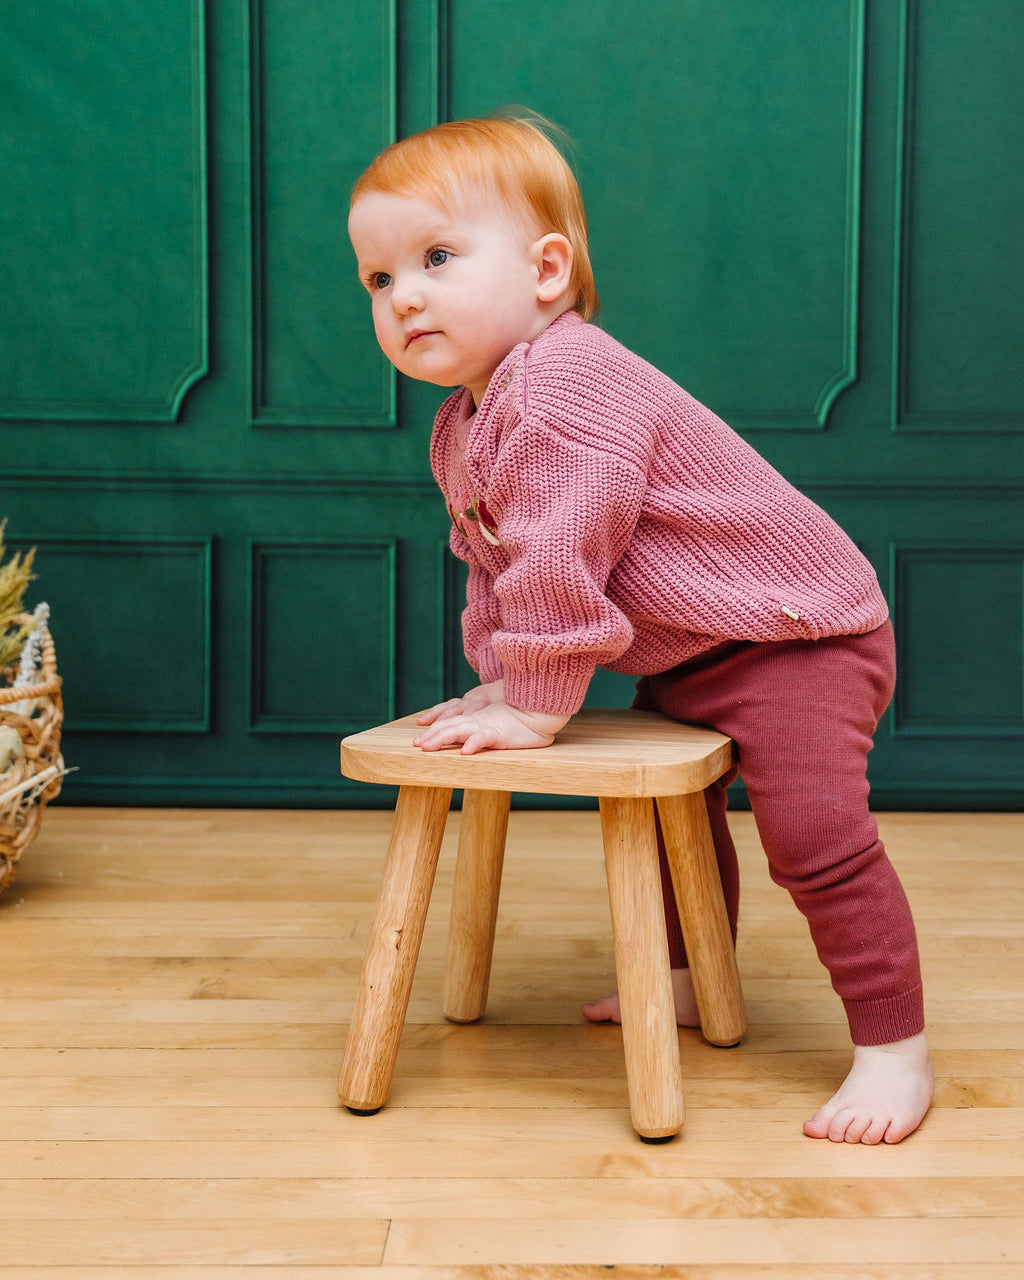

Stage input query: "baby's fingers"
[
  {"left": 413, "top": 715, "right": 474, "bottom": 751},
  {"left": 415, "top": 698, "right": 465, "bottom": 726}
]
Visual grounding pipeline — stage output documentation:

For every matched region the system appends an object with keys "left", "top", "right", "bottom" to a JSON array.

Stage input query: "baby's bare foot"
[
  {"left": 582, "top": 968, "right": 701, "bottom": 1027},
  {"left": 803, "top": 1031, "right": 934, "bottom": 1144}
]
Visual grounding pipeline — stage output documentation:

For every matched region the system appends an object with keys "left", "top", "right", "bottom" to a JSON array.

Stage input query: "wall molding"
[
  {"left": 891, "top": 0, "right": 1023, "bottom": 434},
  {"left": 712, "top": 0, "right": 865, "bottom": 433},
  {"left": 889, "top": 541, "right": 1024, "bottom": 738},
  {"left": 247, "top": 536, "right": 398, "bottom": 733},
  {"left": 0, "top": 1, "right": 209, "bottom": 424},
  {"left": 246, "top": 0, "right": 397, "bottom": 429},
  {"left": 22, "top": 533, "right": 213, "bottom": 732},
  {"left": 5, "top": 469, "right": 1023, "bottom": 498},
  {"left": 0, "top": 469, "right": 440, "bottom": 496},
  {"left": 811, "top": 0, "right": 866, "bottom": 430}
]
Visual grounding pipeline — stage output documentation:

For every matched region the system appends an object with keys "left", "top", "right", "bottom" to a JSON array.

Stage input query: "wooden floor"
[{"left": 0, "top": 805, "right": 1022, "bottom": 1278}]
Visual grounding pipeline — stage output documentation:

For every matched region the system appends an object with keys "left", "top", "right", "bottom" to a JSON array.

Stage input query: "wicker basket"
[{"left": 0, "top": 613, "right": 64, "bottom": 893}]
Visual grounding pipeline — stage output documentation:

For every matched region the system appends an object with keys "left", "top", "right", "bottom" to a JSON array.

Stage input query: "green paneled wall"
[
  {"left": 2, "top": 2, "right": 207, "bottom": 421},
  {"left": 1, "top": 0, "right": 1021, "bottom": 807}
]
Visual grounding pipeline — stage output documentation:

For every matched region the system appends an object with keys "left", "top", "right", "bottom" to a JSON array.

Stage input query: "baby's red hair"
[{"left": 350, "top": 113, "right": 599, "bottom": 321}]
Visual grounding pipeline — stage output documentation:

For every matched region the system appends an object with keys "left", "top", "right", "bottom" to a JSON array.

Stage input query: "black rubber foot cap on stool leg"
[
  {"left": 639, "top": 1133, "right": 676, "bottom": 1144},
  {"left": 345, "top": 1106, "right": 382, "bottom": 1116}
]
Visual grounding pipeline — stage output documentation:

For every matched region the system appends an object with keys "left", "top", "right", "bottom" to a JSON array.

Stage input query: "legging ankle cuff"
[{"left": 843, "top": 984, "right": 925, "bottom": 1046}]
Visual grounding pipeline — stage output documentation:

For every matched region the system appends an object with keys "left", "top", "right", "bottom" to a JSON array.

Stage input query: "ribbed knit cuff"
[
  {"left": 503, "top": 660, "right": 595, "bottom": 717},
  {"left": 475, "top": 647, "right": 504, "bottom": 684},
  {"left": 842, "top": 983, "right": 925, "bottom": 1046}
]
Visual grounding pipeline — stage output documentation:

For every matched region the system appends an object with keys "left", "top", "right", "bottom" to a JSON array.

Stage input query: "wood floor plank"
[
  {"left": 0, "top": 1220, "right": 388, "bottom": 1267},
  {"left": 5, "top": 1137, "right": 1024, "bottom": 1180},
  {"left": 4, "top": 1104, "right": 1021, "bottom": 1144},
  {"left": 5, "top": 1038, "right": 1022, "bottom": 1078},
  {"left": 5, "top": 1071, "right": 1022, "bottom": 1110},
  {"left": 3, "top": 1268, "right": 1023, "bottom": 1280},
  {"left": 3, "top": 1176, "right": 1022, "bottom": 1221},
  {"left": 382, "top": 1217, "right": 1024, "bottom": 1267}
]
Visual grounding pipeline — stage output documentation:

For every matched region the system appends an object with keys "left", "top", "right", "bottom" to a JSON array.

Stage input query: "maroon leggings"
[{"left": 634, "top": 621, "right": 924, "bottom": 1046}]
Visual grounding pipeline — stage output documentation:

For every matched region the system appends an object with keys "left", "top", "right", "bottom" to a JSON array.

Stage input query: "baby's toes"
[
  {"left": 842, "top": 1111, "right": 881, "bottom": 1144},
  {"left": 802, "top": 1104, "right": 836, "bottom": 1139},
  {"left": 882, "top": 1111, "right": 918, "bottom": 1144},
  {"left": 581, "top": 994, "right": 621, "bottom": 1024},
  {"left": 827, "top": 1106, "right": 861, "bottom": 1143}
]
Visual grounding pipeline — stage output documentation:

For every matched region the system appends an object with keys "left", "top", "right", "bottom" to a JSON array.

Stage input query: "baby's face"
[{"left": 349, "top": 189, "right": 551, "bottom": 405}]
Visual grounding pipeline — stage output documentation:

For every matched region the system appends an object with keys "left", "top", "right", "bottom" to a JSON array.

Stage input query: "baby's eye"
[
  {"left": 426, "top": 248, "right": 450, "bottom": 268},
  {"left": 369, "top": 271, "right": 392, "bottom": 291}
]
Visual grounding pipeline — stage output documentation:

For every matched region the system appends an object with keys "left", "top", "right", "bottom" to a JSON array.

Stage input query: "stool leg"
[
  {"left": 338, "top": 784, "right": 452, "bottom": 1114},
  {"left": 599, "top": 796, "right": 685, "bottom": 1142},
  {"left": 444, "top": 788, "right": 510, "bottom": 1023},
  {"left": 656, "top": 792, "right": 747, "bottom": 1047}
]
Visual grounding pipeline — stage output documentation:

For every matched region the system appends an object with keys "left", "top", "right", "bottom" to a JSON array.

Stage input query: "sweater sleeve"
[{"left": 482, "top": 421, "right": 646, "bottom": 715}]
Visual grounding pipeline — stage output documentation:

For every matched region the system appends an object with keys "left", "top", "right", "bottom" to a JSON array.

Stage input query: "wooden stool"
[{"left": 337, "top": 707, "right": 747, "bottom": 1142}]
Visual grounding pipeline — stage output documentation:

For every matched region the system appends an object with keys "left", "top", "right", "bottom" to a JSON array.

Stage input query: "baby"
[{"left": 348, "top": 113, "right": 934, "bottom": 1144}]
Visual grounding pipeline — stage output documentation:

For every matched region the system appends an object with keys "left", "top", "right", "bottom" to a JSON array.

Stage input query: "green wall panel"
[
  {"left": 895, "top": 0, "right": 1024, "bottom": 430},
  {"left": 0, "top": 2, "right": 207, "bottom": 421},
  {"left": 893, "top": 548, "right": 1023, "bottom": 735},
  {"left": 249, "top": 0, "right": 396, "bottom": 425},
  {"left": 21, "top": 536, "right": 212, "bottom": 732},
  {"left": 248, "top": 538, "right": 397, "bottom": 731},
  {"left": 447, "top": 0, "right": 865, "bottom": 431}
]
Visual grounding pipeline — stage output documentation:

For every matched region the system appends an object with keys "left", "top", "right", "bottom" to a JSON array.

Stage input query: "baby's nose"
[{"left": 391, "top": 275, "right": 424, "bottom": 315}]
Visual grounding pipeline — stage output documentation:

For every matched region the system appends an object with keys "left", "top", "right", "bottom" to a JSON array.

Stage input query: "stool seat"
[
  {"left": 337, "top": 707, "right": 746, "bottom": 1142},
  {"left": 341, "top": 708, "right": 734, "bottom": 797}
]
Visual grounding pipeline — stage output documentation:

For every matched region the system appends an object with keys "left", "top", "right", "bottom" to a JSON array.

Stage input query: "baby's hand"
[
  {"left": 415, "top": 680, "right": 506, "bottom": 727},
  {"left": 413, "top": 699, "right": 569, "bottom": 754}
]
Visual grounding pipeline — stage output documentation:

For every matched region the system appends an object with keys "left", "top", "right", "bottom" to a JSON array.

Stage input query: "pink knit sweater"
[{"left": 430, "top": 312, "right": 889, "bottom": 715}]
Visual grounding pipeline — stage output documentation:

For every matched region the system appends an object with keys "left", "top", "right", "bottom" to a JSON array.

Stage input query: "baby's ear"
[{"left": 534, "top": 234, "right": 573, "bottom": 302}]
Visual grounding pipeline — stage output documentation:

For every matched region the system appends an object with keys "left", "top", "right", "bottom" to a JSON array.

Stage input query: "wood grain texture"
[
  {"left": 0, "top": 806, "right": 1021, "bottom": 1275},
  {"left": 337, "top": 785, "right": 452, "bottom": 1112},
  {"left": 657, "top": 791, "right": 747, "bottom": 1045},
  {"left": 599, "top": 795, "right": 685, "bottom": 1138},
  {"left": 341, "top": 709, "right": 734, "bottom": 797},
  {"left": 443, "top": 788, "right": 510, "bottom": 1023}
]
